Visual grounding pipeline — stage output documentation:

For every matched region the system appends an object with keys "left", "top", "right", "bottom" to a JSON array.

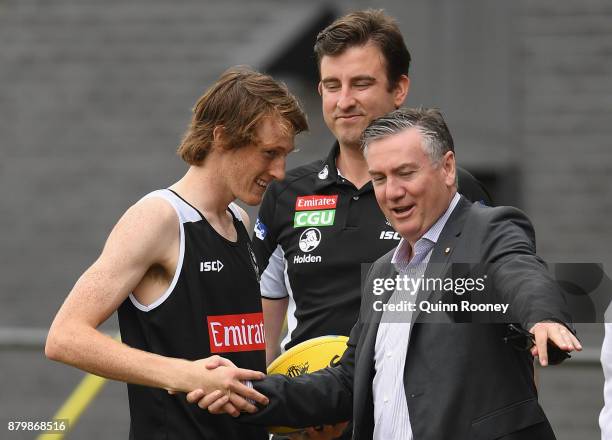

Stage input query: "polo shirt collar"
[
  {"left": 312, "top": 143, "right": 341, "bottom": 190},
  {"left": 313, "top": 143, "right": 373, "bottom": 193}
]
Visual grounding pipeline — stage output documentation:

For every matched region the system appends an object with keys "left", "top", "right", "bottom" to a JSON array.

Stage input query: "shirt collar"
[
  {"left": 312, "top": 143, "right": 341, "bottom": 190},
  {"left": 391, "top": 192, "right": 461, "bottom": 266},
  {"left": 313, "top": 143, "right": 373, "bottom": 193}
]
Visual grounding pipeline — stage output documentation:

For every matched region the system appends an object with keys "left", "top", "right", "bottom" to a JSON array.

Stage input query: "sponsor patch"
[
  {"left": 295, "top": 195, "right": 338, "bottom": 211},
  {"left": 298, "top": 228, "right": 321, "bottom": 252},
  {"left": 293, "top": 254, "right": 322, "bottom": 264},
  {"left": 207, "top": 312, "right": 265, "bottom": 353},
  {"left": 379, "top": 231, "right": 401, "bottom": 240},
  {"left": 294, "top": 210, "right": 335, "bottom": 227},
  {"left": 200, "top": 260, "right": 224, "bottom": 272},
  {"left": 254, "top": 217, "right": 268, "bottom": 240}
]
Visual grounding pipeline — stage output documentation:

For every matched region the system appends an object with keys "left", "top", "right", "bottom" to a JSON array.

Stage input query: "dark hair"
[
  {"left": 177, "top": 66, "right": 308, "bottom": 165},
  {"left": 314, "top": 9, "right": 411, "bottom": 90},
  {"left": 361, "top": 107, "right": 455, "bottom": 163}
]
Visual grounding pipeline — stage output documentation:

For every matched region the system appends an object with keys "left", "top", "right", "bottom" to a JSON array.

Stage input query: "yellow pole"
[{"left": 37, "top": 333, "right": 120, "bottom": 440}]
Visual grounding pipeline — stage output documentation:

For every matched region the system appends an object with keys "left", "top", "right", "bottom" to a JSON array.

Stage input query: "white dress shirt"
[{"left": 372, "top": 192, "right": 460, "bottom": 440}]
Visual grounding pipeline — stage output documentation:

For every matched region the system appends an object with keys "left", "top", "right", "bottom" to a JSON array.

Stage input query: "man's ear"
[
  {"left": 317, "top": 81, "right": 323, "bottom": 96},
  {"left": 212, "top": 126, "right": 226, "bottom": 150},
  {"left": 393, "top": 75, "right": 410, "bottom": 108},
  {"left": 442, "top": 150, "right": 456, "bottom": 187}
]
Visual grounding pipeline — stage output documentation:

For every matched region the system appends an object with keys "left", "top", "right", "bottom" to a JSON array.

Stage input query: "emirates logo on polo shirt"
[
  {"left": 295, "top": 195, "right": 338, "bottom": 210},
  {"left": 207, "top": 312, "right": 265, "bottom": 353},
  {"left": 294, "top": 195, "right": 338, "bottom": 227}
]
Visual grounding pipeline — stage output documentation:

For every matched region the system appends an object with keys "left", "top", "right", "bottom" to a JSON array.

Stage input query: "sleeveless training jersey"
[{"left": 118, "top": 189, "right": 267, "bottom": 440}]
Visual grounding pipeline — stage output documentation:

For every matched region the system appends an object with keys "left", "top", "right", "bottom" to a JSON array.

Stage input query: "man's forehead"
[
  {"left": 370, "top": 127, "right": 423, "bottom": 148},
  {"left": 256, "top": 117, "right": 295, "bottom": 143},
  {"left": 319, "top": 43, "right": 387, "bottom": 75},
  {"left": 366, "top": 129, "right": 426, "bottom": 162}
]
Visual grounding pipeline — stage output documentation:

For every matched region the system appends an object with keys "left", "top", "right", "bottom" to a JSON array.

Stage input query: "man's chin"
[
  {"left": 336, "top": 133, "right": 364, "bottom": 149},
  {"left": 388, "top": 221, "right": 417, "bottom": 242},
  {"left": 237, "top": 192, "right": 264, "bottom": 207}
]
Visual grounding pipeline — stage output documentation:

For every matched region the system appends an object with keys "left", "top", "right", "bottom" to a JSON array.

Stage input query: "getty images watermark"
[
  {"left": 359, "top": 262, "right": 612, "bottom": 324},
  {"left": 370, "top": 273, "right": 505, "bottom": 314}
]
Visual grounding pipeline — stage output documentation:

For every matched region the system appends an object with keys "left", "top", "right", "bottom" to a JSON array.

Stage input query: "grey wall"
[{"left": 1, "top": 0, "right": 609, "bottom": 438}]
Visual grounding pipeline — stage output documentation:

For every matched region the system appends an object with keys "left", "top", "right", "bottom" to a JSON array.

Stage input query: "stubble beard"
[{"left": 337, "top": 127, "right": 366, "bottom": 151}]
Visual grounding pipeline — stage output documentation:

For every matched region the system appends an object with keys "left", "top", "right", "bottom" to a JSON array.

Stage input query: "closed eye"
[
  {"left": 371, "top": 175, "right": 386, "bottom": 185},
  {"left": 263, "top": 150, "right": 280, "bottom": 159},
  {"left": 398, "top": 170, "right": 415, "bottom": 177},
  {"left": 354, "top": 80, "right": 373, "bottom": 89},
  {"left": 324, "top": 84, "right": 340, "bottom": 92}
]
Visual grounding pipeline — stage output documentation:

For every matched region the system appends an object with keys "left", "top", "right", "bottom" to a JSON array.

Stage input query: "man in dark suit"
[{"left": 189, "top": 108, "right": 582, "bottom": 440}]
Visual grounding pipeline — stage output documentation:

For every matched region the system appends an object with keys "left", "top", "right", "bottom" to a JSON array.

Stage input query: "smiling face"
[
  {"left": 366, "top": 127, "right": 456, "bottom": 244},
  {"left": 221, "top": 116, "right": 295, "bottom": 205},
  {"left": 318, "top": 42, "right": 409, "bottom": 150}
]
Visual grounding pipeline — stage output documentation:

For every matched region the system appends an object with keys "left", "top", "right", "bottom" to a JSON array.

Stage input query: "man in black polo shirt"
[{"left": 255, "top": 9, "right": 492, "bottom": 372}]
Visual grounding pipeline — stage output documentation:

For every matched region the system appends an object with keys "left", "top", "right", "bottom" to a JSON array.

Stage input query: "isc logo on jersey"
[
  {"left": 200, "top": 260, "right": 224, "bottom": 272},
  {"left": 380, "top": 218, "right": 401, "bottom": 240},
  {"left": 379, "top": 231, "right": 401, "bottom": 240},
  {"left": 294, "top": 195, "right": 338, "bottom": 228},
  {"left": 207, "top": 312, "right": 265, "bottom": 353}
]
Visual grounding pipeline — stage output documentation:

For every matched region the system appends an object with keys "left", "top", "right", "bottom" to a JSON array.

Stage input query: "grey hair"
[{"left": 361, "top": 107, "right": 455, "bottom": 165}]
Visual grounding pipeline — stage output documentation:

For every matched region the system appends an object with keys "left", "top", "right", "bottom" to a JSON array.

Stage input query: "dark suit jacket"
[{"left": 242, "top": 196, "right": 571, "bottom": 440}]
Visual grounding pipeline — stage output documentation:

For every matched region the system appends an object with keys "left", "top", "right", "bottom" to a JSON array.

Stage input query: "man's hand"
[
  {"left": 529, "top": 322, "right": 582, "bottom": 366},
  {"left": 182, "top": 356, "right": 268, "bottom": 417}
]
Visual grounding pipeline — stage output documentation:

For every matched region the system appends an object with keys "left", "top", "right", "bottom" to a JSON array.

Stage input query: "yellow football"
[{"left": 266, "top": 335, "right": 349, "bottom": 435}]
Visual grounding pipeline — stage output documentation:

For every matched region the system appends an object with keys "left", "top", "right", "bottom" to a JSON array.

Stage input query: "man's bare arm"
[{"left": 45, "top": 197, "right": 267, "bottom": 405}]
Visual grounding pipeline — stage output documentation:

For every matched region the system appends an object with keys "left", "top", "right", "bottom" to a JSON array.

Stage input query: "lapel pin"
[{"left": 444, "top": 247, "right": 451, "bottom": 255}]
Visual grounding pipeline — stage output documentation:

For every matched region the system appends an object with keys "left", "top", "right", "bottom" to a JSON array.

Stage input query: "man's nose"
[
  {"left": 269, "top": 156, "right": 286, "bottom": 181},
  {"left": 385, "top": 176, "right": 404, "bottom": 201},
  {"left": 336, "top": 86, "right": 357, "bottom": 110}
]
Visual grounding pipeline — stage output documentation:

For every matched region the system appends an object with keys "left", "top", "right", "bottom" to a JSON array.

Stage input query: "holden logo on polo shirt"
[
  {"left": 294, "top": 195, "right": 338, "bottom": 228},
  {"left": 298, "top": 228, "right": 321, "bottom": 252},
  {"left": 207, "top": 312, "right": 265, "bottom": 353}
]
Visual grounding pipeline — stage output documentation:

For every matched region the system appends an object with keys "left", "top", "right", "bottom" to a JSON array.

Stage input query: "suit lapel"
[
  {"left": 355, "top": 198, "right": 473, "bottom": 434},
  {"left": 363, "top": 259, "right": 397, "bottom": 353},
  {"left": 353, "top": 255, "right": 397, "bottom": 437},
  {"left": 409, "top": 197, "right": 472, "bottom": 332}
]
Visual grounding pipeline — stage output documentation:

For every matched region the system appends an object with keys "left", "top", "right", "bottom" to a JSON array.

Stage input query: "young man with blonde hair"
[{"left": 46, "top": 67, "right": 308, "bottom": 440}]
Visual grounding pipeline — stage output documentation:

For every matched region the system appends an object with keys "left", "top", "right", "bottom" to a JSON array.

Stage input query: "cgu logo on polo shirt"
[
  {"left": 207, "top": 312, "right": 265, "bottom": 353},
  {"left": 294, "top": 195, "right": 338, "bottom": 227}
]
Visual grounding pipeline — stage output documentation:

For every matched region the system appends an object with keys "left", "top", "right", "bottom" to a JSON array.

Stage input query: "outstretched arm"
[{"left": 483, "top": 206, "right": 582, "bottom": 365}]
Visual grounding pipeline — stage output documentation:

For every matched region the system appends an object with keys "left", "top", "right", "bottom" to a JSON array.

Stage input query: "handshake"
[
  {"left": 170, "top": 355, "right": 349, "bottom": 440},
  {"left": 167, "top": 355, "right": 268, "bottom": 417}
]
